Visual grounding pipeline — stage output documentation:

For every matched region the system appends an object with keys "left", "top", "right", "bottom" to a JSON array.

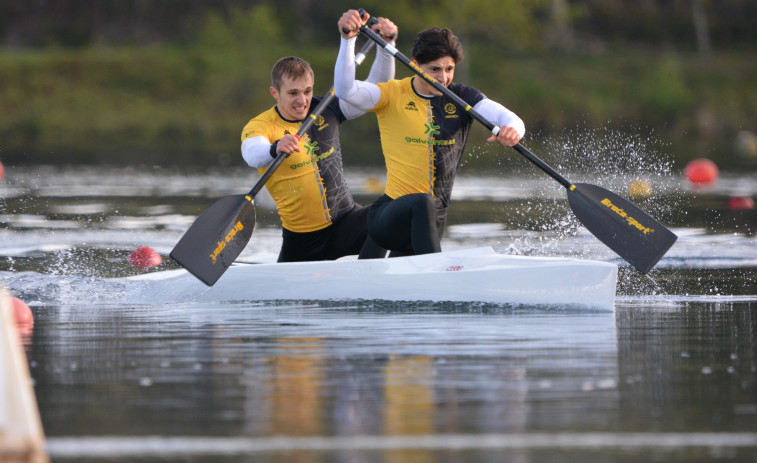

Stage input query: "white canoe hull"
[{"left": 128, "top": 247, "right": 618, "bottom": 310}]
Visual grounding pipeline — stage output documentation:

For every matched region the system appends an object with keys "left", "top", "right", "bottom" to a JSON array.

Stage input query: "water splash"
[{"left": 476, "top": 126, "right": 677, "bottom": 255}]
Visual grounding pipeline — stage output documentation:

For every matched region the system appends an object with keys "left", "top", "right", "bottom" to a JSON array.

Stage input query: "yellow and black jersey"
[
  {"left": 371, "top": 77, "right": 485, "bottom": 209},
  {"left": 241, "top": 96, "right": 355, "bottom": 233}
]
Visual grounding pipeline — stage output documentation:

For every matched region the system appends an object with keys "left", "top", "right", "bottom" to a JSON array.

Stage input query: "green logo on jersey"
[
  {"left": 289, "top": 144, "right": 336, "bottom": 170},
  {"left": 424, "top": 122, "right": 440, "bottom": 137},
  {"left": 304, "top": 139, "right": 319, "bottom": 155},
  {"left": 404, "top": 137, "right": 456, "bottom": 146}
]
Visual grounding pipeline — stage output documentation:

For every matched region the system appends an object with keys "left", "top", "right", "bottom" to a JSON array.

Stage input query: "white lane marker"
[{"left": 46, "top": 432, "right": 757, "bottom": 458}]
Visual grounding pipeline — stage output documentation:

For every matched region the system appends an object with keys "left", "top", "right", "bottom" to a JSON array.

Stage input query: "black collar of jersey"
[
  {"left": 274, "top": 105, "right": 304, "bottom": 123},
  {"left": 410, "top": 76, "right": 441, "bottom": 100}
]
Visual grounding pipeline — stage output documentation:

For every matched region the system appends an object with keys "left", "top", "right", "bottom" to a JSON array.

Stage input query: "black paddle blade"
[
  {"left": 567, "top": 183, "right": 677, "bottom": 274},
  {"left": 170, "top": 194, "right": 256, "bottom": 286}
]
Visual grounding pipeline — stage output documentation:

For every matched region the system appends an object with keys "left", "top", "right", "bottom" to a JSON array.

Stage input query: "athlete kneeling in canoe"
[
  {"left": 241, "top": 17, "right": 398, "bottom": 262},
  {"left": 335, "top": 10, "right": 525, "bottom": 256}
]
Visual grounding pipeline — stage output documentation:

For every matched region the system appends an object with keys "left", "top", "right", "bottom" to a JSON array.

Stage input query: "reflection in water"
[
  {"left": 616, "top": 302, "right": 757, "bottom": 432},
  {"left": 384, "top": 356, "right": 434, "bottom": 435},
  {"left": 271, "top": 338, "right": 323, "bottom": 437},
  {"left": 383, "top": 356, "right": 434, "bottom": 463},
  {"left": 27, "top": 299, "right": 757, "bottom": 462}
]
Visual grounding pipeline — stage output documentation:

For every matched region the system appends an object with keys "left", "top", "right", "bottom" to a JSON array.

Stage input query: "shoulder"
[
  {"left": 448, "top": 83, "right": 485, "bottom": 104},
  {"left": 241, "top": 106, "right": 278, "bottom": 140},
  {"left": 244, "top": 106, "right": 279, "bottom": 127},
  {"left": 374, "top": 77, "right": 413, "bottom": 106},
  {"left": 311, "top": 95, "right": 346, "bottom": 121},
  {"left": 375, "top": 77, "right": 410, "bottom": 93}
]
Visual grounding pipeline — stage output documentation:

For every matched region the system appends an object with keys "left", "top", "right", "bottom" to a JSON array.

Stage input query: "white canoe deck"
[{"left": 130, "top": 247, "right": 618, "bottom": 310}]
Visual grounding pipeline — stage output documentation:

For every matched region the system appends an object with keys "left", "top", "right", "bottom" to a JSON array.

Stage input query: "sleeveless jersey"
[
  {"left": 241, "top": 96, "right": 355, "bottom": 233},
  {"left": 371, "top": 77, "right": 485, "bottom": 209}
]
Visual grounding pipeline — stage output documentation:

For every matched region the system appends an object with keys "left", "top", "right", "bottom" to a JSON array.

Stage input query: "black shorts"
[
  {"left": 278, "top": 205, "right": 385, "bottom": 262},
  {"left": 366, "top": 194, "right": 446, "bottom": 256}
]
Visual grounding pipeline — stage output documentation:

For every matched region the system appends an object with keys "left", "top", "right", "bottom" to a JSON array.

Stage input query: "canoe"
[
  {"left": 128, "top": 247, "right": 618, "bottom": 310},
  {"left": 0, "top": 289, "right": 49, "bottom": 463}
]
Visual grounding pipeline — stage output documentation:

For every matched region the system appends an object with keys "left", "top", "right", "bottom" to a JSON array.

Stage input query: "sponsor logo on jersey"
[
  {"left": 289, "top": 146, "right": 336, "bottom": 169},
  {"left": 424, "top": 122, "right": 440, "bottom": 137},
  {"left": 444, "top": 102, "right": 459, "bottom": 119},
  {"left": 314, "top": 115, "right": 330, "bottom": 131},
  {"left": 405, "top": 101, "right": 419, "bottom": 111},
  {"left": 404, "top": 122, "right": 454, "bottom": 146},
  {"left": 304, "top": 139, "right": 318, "bottom": 155},
  {"left": 404, "top": 137, "right": 455, "bottom": 146}
]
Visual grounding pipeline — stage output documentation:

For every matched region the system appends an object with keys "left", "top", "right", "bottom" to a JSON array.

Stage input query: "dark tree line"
[{"left": 2, "top": 0, "right": 756, "bottom": 52}]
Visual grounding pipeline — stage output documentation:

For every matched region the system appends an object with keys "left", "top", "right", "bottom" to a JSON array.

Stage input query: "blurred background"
[{"left": 1, "top": 0, "right": 756, "bottom": 171}]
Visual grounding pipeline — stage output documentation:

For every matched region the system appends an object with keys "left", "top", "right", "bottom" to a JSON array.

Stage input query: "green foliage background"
[{"left": 0, "top": 1, "right": 755, "bottom": 170}]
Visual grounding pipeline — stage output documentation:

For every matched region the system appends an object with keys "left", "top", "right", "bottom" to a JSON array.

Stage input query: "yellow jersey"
[
  {"left": 371, "top": 77, "right": 485, "bottom": 208},
  {"left": 241, "top": 97, "right": 355, "bottom": 233}
]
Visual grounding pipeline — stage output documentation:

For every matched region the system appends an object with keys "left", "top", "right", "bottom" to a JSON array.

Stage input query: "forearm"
[
  {"left": 365, "top": 41, "right": 395, "bottom": 84},
  {"left": 241, "top": 136, "right": 275, "bottom": 168},
  {"left": 474, "top": 99, "right": 526, "bottom": 137},
  {"left": 334, "top": 36, "right": 379, "bottom": 111}
]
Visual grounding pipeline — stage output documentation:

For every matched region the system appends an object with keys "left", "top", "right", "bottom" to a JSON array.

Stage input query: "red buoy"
[
  {"left": 11, "top": 296, "right": 33, "bottom": 339},
  {"left": 0, "top": 160, "right": 5, "bottom": 182},
  {"left": 684, "top": 158, "right": 719, "bottom": 185},
  {"left": 12, "top": 296, "right": 33, "bottom": 325},
  {"left": 727, "top": 196, "right": 755, "bottom": 210},
  {"left": 128, "top": 246, "right": 162, "bottom": 268}
]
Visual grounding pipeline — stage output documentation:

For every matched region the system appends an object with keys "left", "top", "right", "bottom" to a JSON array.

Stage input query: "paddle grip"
[
  {"left": 343, "top": 11, "right": 394, "bottom": 40},
  {"left": 342, "top": 9, "right": 370, "bottom": 36}
]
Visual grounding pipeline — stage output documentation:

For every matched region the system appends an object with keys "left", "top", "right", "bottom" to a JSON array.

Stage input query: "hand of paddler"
[
  {"left": 372, "top": 17, "right": 398, "bottom": 42},
  {"left": 275, "top": 134, "right": 301, "bottom": 154},
  {"left": 338, "top": 9, "right": 369, "bottom": 39},
  {"left": 487, "top": 125, "right": 522, "bottom": 147}
]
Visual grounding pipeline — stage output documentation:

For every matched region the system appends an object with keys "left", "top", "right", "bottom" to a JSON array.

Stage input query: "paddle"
[
  {"left": 170, "top": 35, "right": 379, "bottom": 286},
  {"left": 354, "top": 12, "right": 677, "bottom": 273}
]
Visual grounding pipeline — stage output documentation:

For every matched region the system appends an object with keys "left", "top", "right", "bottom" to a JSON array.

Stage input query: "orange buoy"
[
  {"left": 684, "top": 158, "right": 719, "bottom": 185},
  {"left": 727, "top": 196, "right": 754, "bottom": 210},
  {"left": 363, "top": 176, "right": 385, "bottom": 194},
  {"left": 128, "top": 245, "right": 162, "bottom": 268},
  {"left": 12, "top": 296, "right": 33, "bottom": 325},
  {"left": 735, "top": 130, "right": 757, "bottom": 160},
  {"left": 627, "top": 177, "right": 653, "bottom": 199},
  {"left": 0, "top": 159, "right": 5, "bottom": 181}
]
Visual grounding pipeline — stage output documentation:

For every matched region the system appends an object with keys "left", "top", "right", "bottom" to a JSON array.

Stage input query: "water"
[{"left": 1, "top": 162, "right": 757, "bottom": 462}]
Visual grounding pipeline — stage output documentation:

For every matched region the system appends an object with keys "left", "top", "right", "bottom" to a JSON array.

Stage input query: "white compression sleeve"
[
  {"left": 339, "top": 39, "right": 394, "bottom": 120},
  {"left": 365, "top": 41, "right": 395, "bottom": 84},
  {"left": 473, "top": 98, "right": 526, "bottom": 137},
  {"left": 334, "top": 36, "right": 381, "bottom": 113},
  {"left": 241, "top": 136, "right": 275, "bottom": 168}
]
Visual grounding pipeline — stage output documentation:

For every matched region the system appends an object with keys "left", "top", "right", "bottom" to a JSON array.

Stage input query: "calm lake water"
[{"left": 1, "top": 161, "right": 756, "bottom": 462}]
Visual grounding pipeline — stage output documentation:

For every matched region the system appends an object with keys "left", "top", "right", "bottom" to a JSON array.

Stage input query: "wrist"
[{"left": 269, "top": 141, "right": 279, "bottom": 159}]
